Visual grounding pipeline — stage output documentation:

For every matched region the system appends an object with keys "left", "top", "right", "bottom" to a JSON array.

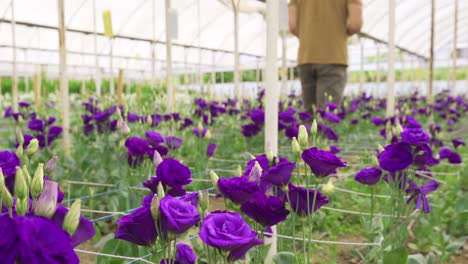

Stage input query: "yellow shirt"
[{"left": 290, "top": 0, "right": 362, "bottom": 66}]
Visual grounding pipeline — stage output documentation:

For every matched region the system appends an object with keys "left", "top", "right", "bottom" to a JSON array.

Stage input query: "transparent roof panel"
[{"left": 0, "top": 0, "right": 466, "bottom": 78}]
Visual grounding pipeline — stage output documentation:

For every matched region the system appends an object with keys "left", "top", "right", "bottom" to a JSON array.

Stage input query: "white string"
[
  {"left": 210, "top": 157, "right": 245, "bottom": 163},
  {"left": 80, "top": 208, "right": 129, "bottom": 215},
  {"left": 262, "top": 232, "right": 383, "bottom": 247},
  {"left": 321, "top": 206, "right": 407, "bottom": 218},
  {"left": 332, "top": 187, "right": 391, "bottom": 199},
  {"left": 74, "top": 249, "right": 155, "bottom": 264}
]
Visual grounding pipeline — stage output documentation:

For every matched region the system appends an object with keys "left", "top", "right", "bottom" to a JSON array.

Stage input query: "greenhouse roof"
[{"left": 0, "top": 0, "right": 467, "bottom": 79}]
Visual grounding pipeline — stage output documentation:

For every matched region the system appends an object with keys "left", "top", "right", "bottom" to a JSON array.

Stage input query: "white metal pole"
[
  {"left": 165, "top": 0, "right": 174, "bottom": 112},
  {"left": 109, "top": 38, "right": 115, "bottom": 95},
  {"left": 386, "top": 0, "right": 396, "bottom": 117},
  {"left": 359, "top": 37, "right": 365, "bottom": 95},
  {"left": 428, "top": 0, "right": 435, "bottom": 104},
  {"left": 210, "top": 52, "right": 215, "bottom": 98},
  {"left": 281, "top": 32, "right": 287, "bottom": 97},
  {"left": 11, "top": 0, "right": 18, "bottom": 112},
  {"left": 375, "top": 44, "right": 380, "bottom": 96},
  {"left": 93, "top": 0, "right": 101, "bottom": 96},
  {"left": 451, "top": 0, "right": 458, "bottom": 91},
  {"left": 197, "top": 0, "right": 202, "bottom": 94},
  {"left": 232, "top": 0, "right": 241, "bottom": 99},
  {"left": 58, "top": 0, "right": 71, "bottom": 155},
  {"left": 151, "top": 0, "right": 156, "bottom": 91},
  {"left": 265, "top": 0, "right": 279, "bottom": 262},
  {"left": 24, "top": 50, "right": 29, "bottom": 93}
]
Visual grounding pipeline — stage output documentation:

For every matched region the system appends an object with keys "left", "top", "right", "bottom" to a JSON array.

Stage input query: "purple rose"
[
  {"left": 157, "top": 158, "right": 192, "bottom": 188},
  {"left": 175, "top": 244, "right": 197, "bottom": 264},
  {"left": 250, "top": 108, "right": 265, "bottom": 125},
  {"left": 241, "top": 193, "right": 289, "bottom": 226},
  {"left": 370, "top": 117, "right": 386, "bottom": 126},
  {"left": 166, "top": 136, "right": 183, "bottom": 149},
  {"left": 401, "top": 128, "right": 430, "bottom": 146},
  {"left": 28, "top": 119, "right": 44, "bottom": 132},
  {"left": 241, "top": 123, "right": 261, "bottom": 137},
  {"left": 145, "top": 131, "right": 165, "bottom": 146},
  {"left": 206, "top": 143, "right": 217, "bottom": 158},
  {"left": 413, "top": 144, "right": 439, "bottom": 167},
  {"left": 354, "top": 167, "right": 382, "bottom": 185},
  {"left": 218, "top": 177, "right": 261, "bottom": 204},
  {"left": 301, "top": 147, "right": 346, "bottom": 177},
  {"left": 125, "top": 137, "right": 150, "bottom": 156},
  {"left": 438, "top": 147, "right": 452, "bottom": 159},
  {"left": 288, "top": 183, "right": 329, "bottom": 216},
  {"left": 447, "top": 151, "right": 462, "bottom": 164},
  {"left": 260, "top": 161, "right": 296, "bottom": 186},
  {"left": 452, "top": 138, "right": 465, "bottom": 149},
  {"left": 160, "top": 196, "right": 200, "bottom": 234},
  {"left": 323, "top": 111, "right": 341, "bottom": 123},
  {"left": 1, "top": 211, "right": 84, "bottom": 263},
  {"left": 378, "top": 142, "right": 413, "bottom": 172},
  {"left": 115, "top": 206, "right": 157, "bottom": 246},
  {"left": 329, "top": 145, "right": 341, "bottom": 154},
  {"left": 199, "top": 211, "right": 263, "bottom": 261},
  {"left": 0, "top": 151, "right": 20, "bottom": 177}
]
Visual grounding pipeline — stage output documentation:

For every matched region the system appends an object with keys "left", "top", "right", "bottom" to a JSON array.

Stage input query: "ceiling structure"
[{"left": 0, "top": 0, "right": 466, "bottom": 79}]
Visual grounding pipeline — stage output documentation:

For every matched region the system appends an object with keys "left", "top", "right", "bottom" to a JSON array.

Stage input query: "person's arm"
[
  {"left": 347, "top": 0, "right": 363, "bottom": 35},
  {"left": 288, "top": 0, "right": 298, "bottom": 37}
]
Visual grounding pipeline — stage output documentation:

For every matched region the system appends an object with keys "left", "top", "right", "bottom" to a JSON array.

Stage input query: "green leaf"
[
  {"left": 455, "top": 196, "right": 468, "bottom": 213},
  {"left": 383, "top": 247, "right": 408, "bottom": 264},
  {"left": 446, "top": 236, "right": 467, "bottom": 252},
  {"left": 407, "top": 254, "right": 426, "bottom": 264},
  {"left": 273, "top": 252, "right": 296, "bottom": 264}
]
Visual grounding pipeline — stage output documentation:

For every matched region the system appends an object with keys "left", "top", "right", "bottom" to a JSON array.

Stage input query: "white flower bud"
[
  {"left": 152, "top": 150, "right": 163, "bottom": 168},
  {"left": 266, "top": 149, "right": 275, "bottom": 164},
  {"left": 377, "top": 144, "right": 385, "bottom": 153},
  {"left": 22, "top": 165, "right": 31, "bottom": 187},
  {"left": 205, "top": 130, "right": 212, "bottom": 139},
  {"left": 248, "top": 161, "right": 262, "bottom": 183},
  {"left": 209, "top": 171, "right": 219, "bottom": 190},
  {"left": 14, "top": 167, "right": 28, "bottom": 199},
  {"left": 298, "top": 125, "right": 309, "bottom": 150},
  {"left": 150, "top": 194, "right": 160, "bottom": 221},
  {"left": 31, "top": 163, "right": 44, "bottom": 200},
  {"left": 292, "top": 137, "right": 301, "bottom": 157},
  {"left": 310, "top": 120, "right": 318, "bottom": 137},
  {"left": 157, "top": 182, "right": 165, "bottom": 199},
  {"left": 236, "top": 165, "right": 243, "bottom": 177},
  {"left": 15, "top": 197, "right": 29, "bottom": 216},
  {"left": 34, "top": 180, "right": 58, "bottom": 219},
  {"left": 26, "top": 139, "right": 39, "bottom": 156},
  {"left": 63, "top": 199, "right": 82, "bottom": 236},
  {"left": 16, "top": 143, "right": 24, "bottom": 159},
  {"left": 44, "top": 156, "right": 58, "bottom": 174},
  {"left": 0, "top": 185, "right": 13, "bottom": 212},
  {"left": 120, "top": 121, "right": 131, "bottom": 135},
  {"left": 17, "top": 129, "right": 24, "bottom": 145}
]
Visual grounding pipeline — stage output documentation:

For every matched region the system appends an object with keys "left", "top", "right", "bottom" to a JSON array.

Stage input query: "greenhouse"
[{"left": 0, "top": 0, "right": 467, "bottom": 263}]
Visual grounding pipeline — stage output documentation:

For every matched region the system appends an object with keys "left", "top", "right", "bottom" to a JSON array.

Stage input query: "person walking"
[{"left": 289, "top": 0, "right": 363, "bottom": 112}]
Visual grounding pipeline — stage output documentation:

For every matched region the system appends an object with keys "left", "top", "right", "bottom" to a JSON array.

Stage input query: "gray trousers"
[{"left": 298, "top": 64, "right": 347, "bottom": 111}]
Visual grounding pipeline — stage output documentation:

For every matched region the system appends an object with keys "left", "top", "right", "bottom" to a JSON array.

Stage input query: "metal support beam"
[
  {"left": 428, "top": 0, "right": 435, "bottom": 104},
  {"left": 11, "top": 0, "right": 18, "bottom": 112},
  {"left": 165, "top": 0, "right": 175, "bottom": 112},
  {"left": 58, "top": 0, "right": 70, "bottom": 155},
  {"left": 386, "top": 0, "right": 396, "bottom": 117},
  {"left": 264, "top": 0, "right": 279, "bottom": 260}
]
